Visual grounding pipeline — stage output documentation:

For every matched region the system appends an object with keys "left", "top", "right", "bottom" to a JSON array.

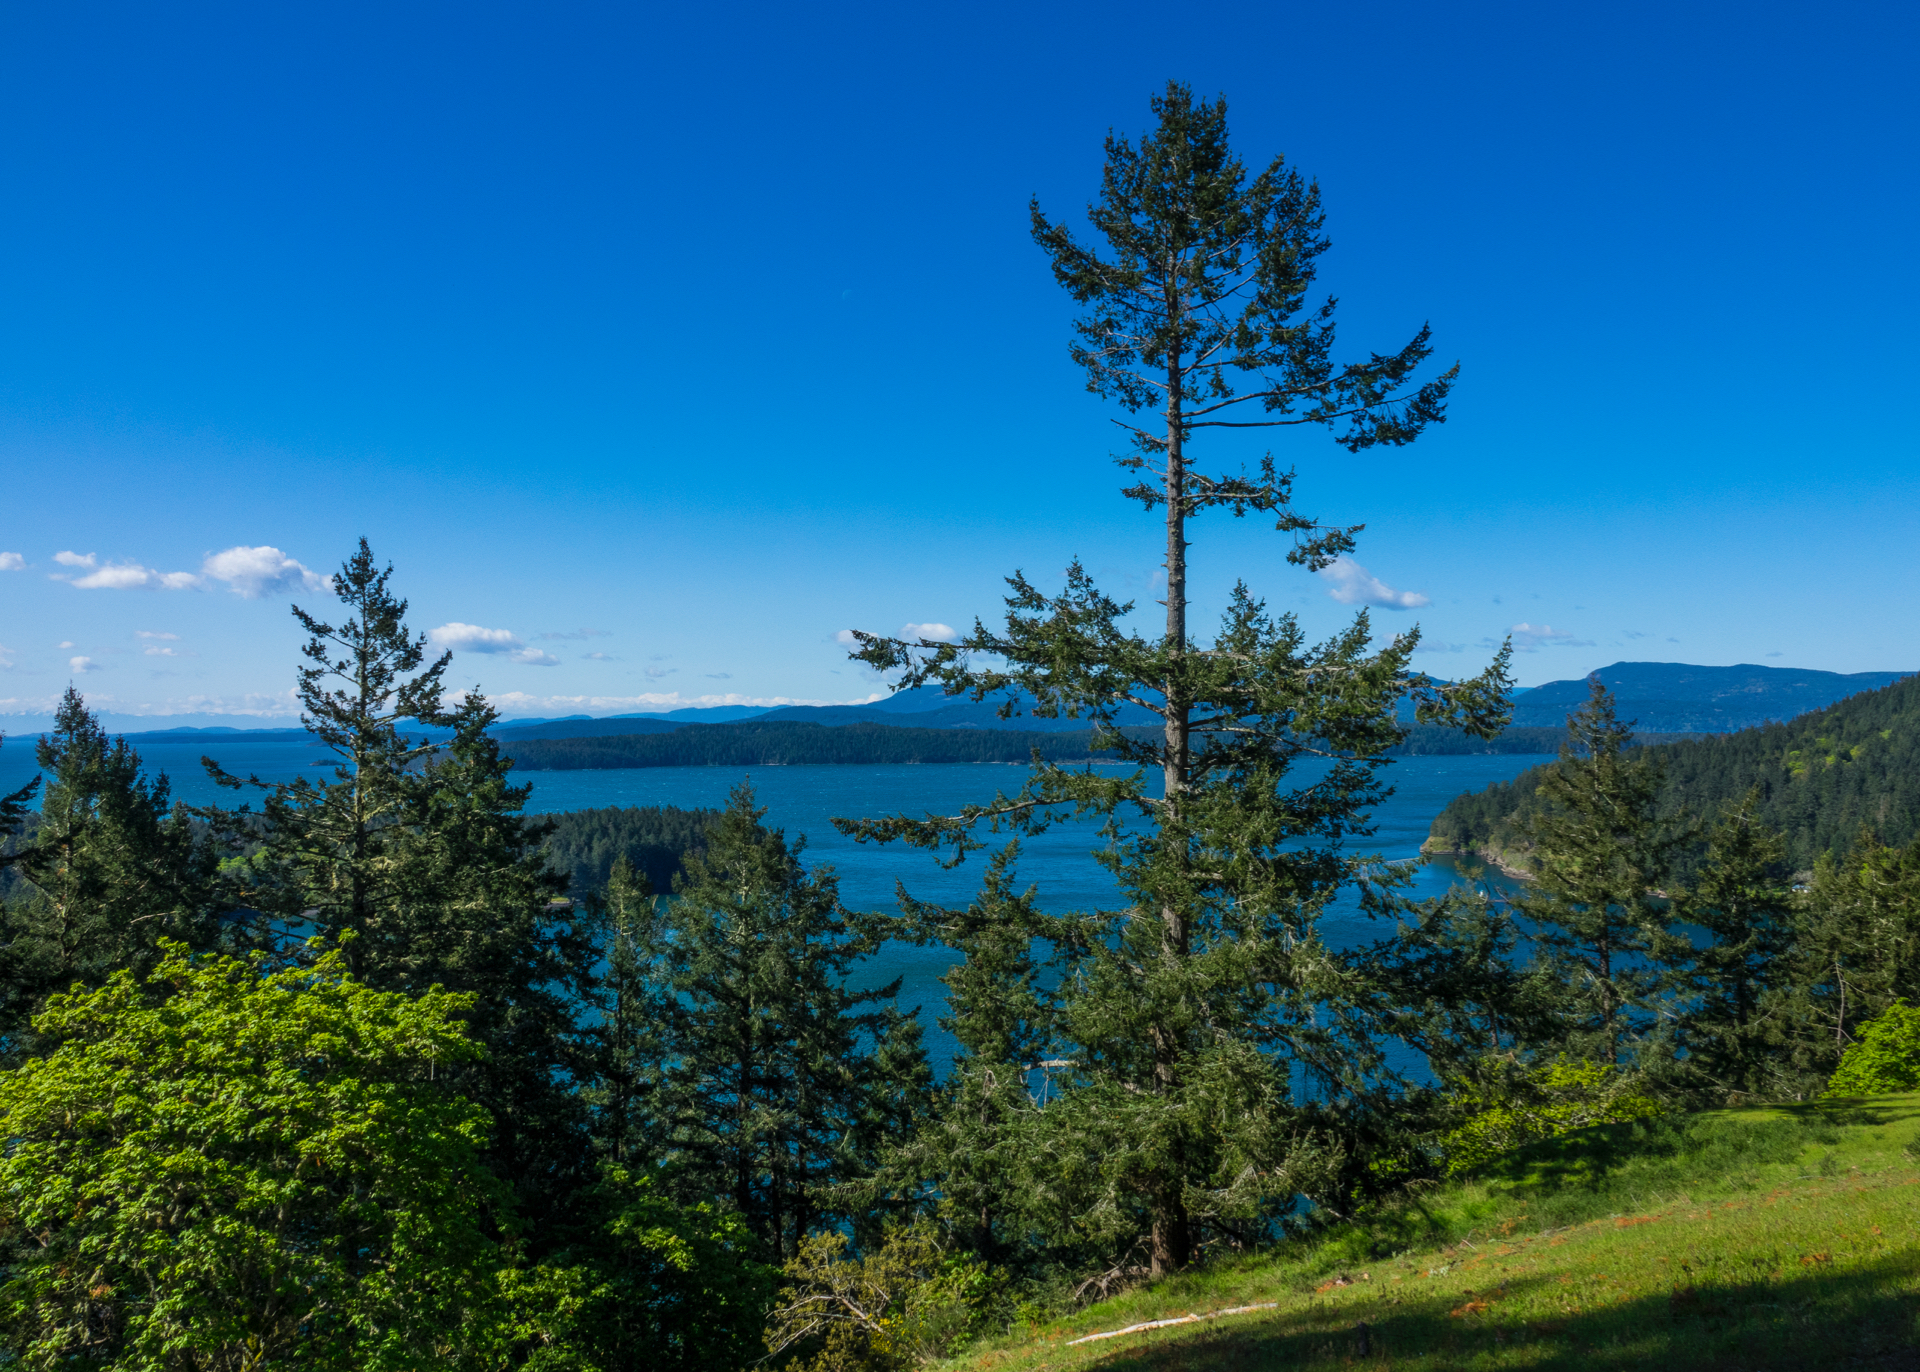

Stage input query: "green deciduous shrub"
[
  {"left": 763, "top": 1218, "right": 1002, "bottom": 1371},
  {"left": 1824, "top": 1000, "right": 1920, "bottom": 1097},
  {"left": 1441, "top": 1056, "right": 1665, "bottom": 1176},
  {"left": 0, "top": 941, "right": 501, "bottom": 1370}
]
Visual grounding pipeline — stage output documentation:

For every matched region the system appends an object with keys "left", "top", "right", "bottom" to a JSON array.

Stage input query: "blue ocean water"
[{"left": 0, "top": 736, "right": 1542, "bottom": 1070}]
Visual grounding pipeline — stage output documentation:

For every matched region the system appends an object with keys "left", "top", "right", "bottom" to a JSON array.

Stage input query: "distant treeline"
[
  {"left": 504, "top": 717, "right": 1705, "bottom": 769},
  {"left": 539, "top": 804, "right": 718, "bottom": 897},
  {"left": 503, "top": 720, "right": 1165, "bottom": 770},
  {"left": 1388, "top": 724, "right": 1702, "bottom": 756},
  {"left": 1428, "top": 672, "right": 1920, "bottom": 877}
]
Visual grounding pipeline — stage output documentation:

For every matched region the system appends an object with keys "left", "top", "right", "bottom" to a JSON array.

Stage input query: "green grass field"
[{"left": 951, "top": 1098, "right": 1920, "bottom": 1371}]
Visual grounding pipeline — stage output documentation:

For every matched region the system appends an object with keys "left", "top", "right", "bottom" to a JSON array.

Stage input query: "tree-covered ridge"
[
  {"left": 1427, "top": 671, "right": 1920, "bottom": 875},
  {"left": 501, "top": 720, "right": 1168, "bottom": 770},
  {"left": 505, "top": 719, "right": 1686, "bottom": 772}
]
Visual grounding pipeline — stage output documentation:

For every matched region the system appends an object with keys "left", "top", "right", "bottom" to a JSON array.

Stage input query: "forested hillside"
[
  {"left": 502, "top": 719, "right": 1164, "bottom": 769},
  {"left": 1429, "top": 671, "right": 1920, "bottom": 873},
  {"left": 540, "top": 804, "right": 717, "bottom": 895}
]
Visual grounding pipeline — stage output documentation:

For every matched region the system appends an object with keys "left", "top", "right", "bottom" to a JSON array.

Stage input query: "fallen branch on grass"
[{"left": 1065, "top": 1302, "right": 1279, "bottom": 1346}]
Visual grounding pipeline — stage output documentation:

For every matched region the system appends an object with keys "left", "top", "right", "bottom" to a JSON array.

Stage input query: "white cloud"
[
  {"left": 143, "top": 646, "right": 194, "bottom": 658},
  {"left": 201, "top": 546, "right": 330, "bottom": 598},
  {"left": 834, "top": 629, "right": 862, "bottom": 647},
  {"left": 1411, "top": 639, "right": 1466, "bottom": 654},
  {"left": 431, "top": 622, "right": 523, "bottom": 653},
  {"left": 69, "top": 656, "right": 103, "bottom": 674},
  {"left": 57, "top": 641, "right": 74, "bottom": 649},
  {"left": 428, "top": 622, "right": 557, "bottom": 666},
  {"left": 81, "top": 563, "right": 198, "bottom": 590},
  {"left": 0, "top": 553, "right": 24, "bottom": 571},
  {"left": 50, "top": 546, "right": 326, "bottom": 596},
  {"left": 1505, "top": 622, "right": 1597, "bottom": 652},
  {"left": 136, "top": 630, "right": 180, "bottom": 640},
  {"left": 49, "top": 550, "right": 198, "bottom": 591},
  {"left": 583, "top": 652, "right": 615, "bottom": 661},
  {"left": 902, "top": 622, "right": 960, "bottom": 642},
  {"left": 645, "top": 666, "right": 678, "bottom": 680},
  {"left": 1318, "top": 557, "right": 1430, "bottom": 610},
  {"left": 0, "top": 643, "right": 13, "bottom": 670}
]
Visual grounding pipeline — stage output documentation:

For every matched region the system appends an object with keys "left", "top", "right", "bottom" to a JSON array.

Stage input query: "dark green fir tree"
[
  {"left": 1360, "top": 886, "right": 1565, "bottom": 1103},
  {"left": 881, "top": 845, "right": 1057, "bottom": 1265},
  {"left": 654, "top": 782, "right": 930, "bottom": 1262},
  {"left": 1510, "top": 679, "right": 1686, "bottom": 1068},
  {"left": 2, "top": 689, "right": 219, "bottom": 1063},
  {"left": 591, "top": 853, "right": 677, "bottom": 1166},
  {"left": 210, "top": 540, "right": 593, "bottom": 1232},
  {"left": 1675, "top": 790, "right": 1800, "bottom": 1098},
  {"left": 843, "top": 83, "right": 1508, "bottom": 1274},
  {"left": 209, "top": 538, "right": 452, "bottom": 970}
]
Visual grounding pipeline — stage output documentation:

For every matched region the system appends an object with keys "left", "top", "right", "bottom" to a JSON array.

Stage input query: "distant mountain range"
[
  {"left": 1506, "top": 663, "right": 1913, "bottom": 733},
  {"left": 6, "top": 663, "right": 1909, "bottom": 745}
]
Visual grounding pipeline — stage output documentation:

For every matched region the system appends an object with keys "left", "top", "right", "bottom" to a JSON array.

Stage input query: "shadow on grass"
[{"left": 1082, "top": 1251, "right": 1920, "bottom": 1371}]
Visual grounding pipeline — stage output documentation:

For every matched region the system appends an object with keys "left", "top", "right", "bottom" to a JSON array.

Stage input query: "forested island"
[
  {"left": 501, "top": 718, "right": 1698, "bottom": 770},
  {"left": 501, "top": 720, "right": 1164, "bottom": 769}
]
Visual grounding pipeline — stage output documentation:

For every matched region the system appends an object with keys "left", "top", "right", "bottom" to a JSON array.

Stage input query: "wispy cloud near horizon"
[{"left": 1502, "top": 622, "right": 1597, "bottom": 651}]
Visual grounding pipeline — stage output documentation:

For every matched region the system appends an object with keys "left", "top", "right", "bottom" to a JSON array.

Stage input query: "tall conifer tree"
[
  {"left": 3, "top": 690, "right": 218, "bottom": 1063},
  {"left": 1510, "top": 680, "right": 1684, "bottom": 1067},
  {"left": 1676, "top": 791, "right": 1799, "bottom": 1097},
  {"left": 655, "top": 783, "right": 929, "bottom": 1262},
  {"left": 844, "top": 83, "right": 1508, "bottom": 1274},
  {"left": 212, "top": 538, "right": 451, "bottom": 973},
  {"left": 591, "top": 854, "right": 676, "bottom": 1167},
  {"left": 881, "top": 846, "right": 1057, "bottom": 1265},
  {"left": 212, "top": 540, "right": 592, "bottom": 1230}
]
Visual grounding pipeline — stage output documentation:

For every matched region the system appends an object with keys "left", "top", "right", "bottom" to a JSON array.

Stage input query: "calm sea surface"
[{"left": 0, "top": 736, "right": 1545, "bottom": 1070}]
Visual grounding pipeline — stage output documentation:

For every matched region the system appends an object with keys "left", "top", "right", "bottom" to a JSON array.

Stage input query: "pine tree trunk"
[{"left": 1150, "top": 277, "right": 1192, "bottom": 1277}]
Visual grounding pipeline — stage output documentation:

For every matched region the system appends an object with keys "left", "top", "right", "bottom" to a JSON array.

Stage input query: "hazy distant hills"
[
  {"left": 7, "top": 663, "right": 1909, "bottom": 748},
  {"left": 1507, "top": 662, "right": 1913, "bottom": 733}
]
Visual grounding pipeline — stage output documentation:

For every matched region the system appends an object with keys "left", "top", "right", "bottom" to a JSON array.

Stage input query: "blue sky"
[{"left": 1, "top": 0, "right": 1915, "bottom": 725}]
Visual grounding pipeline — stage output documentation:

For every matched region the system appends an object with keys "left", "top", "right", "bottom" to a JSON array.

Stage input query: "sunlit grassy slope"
[{"left": 955, "top": 1098, "right": 1920, "bottom": 1371}]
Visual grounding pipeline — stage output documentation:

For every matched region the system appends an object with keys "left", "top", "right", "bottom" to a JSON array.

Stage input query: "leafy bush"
[
  {"left": 1824, "top": 999, "right": 1920, "bottom": 1097},
  {"left": 499, "top": 1166, "right": 775, "bottom": 1372},
  {"left": 1441, "top": 1056, "right": 1664, "bottom": 1176},
  {"left": 0, "top": 941, "right": 501, "bottom": 1370},
  {"left": 764, "top": 1219, "right": 1000, "bottom": 1370}
]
